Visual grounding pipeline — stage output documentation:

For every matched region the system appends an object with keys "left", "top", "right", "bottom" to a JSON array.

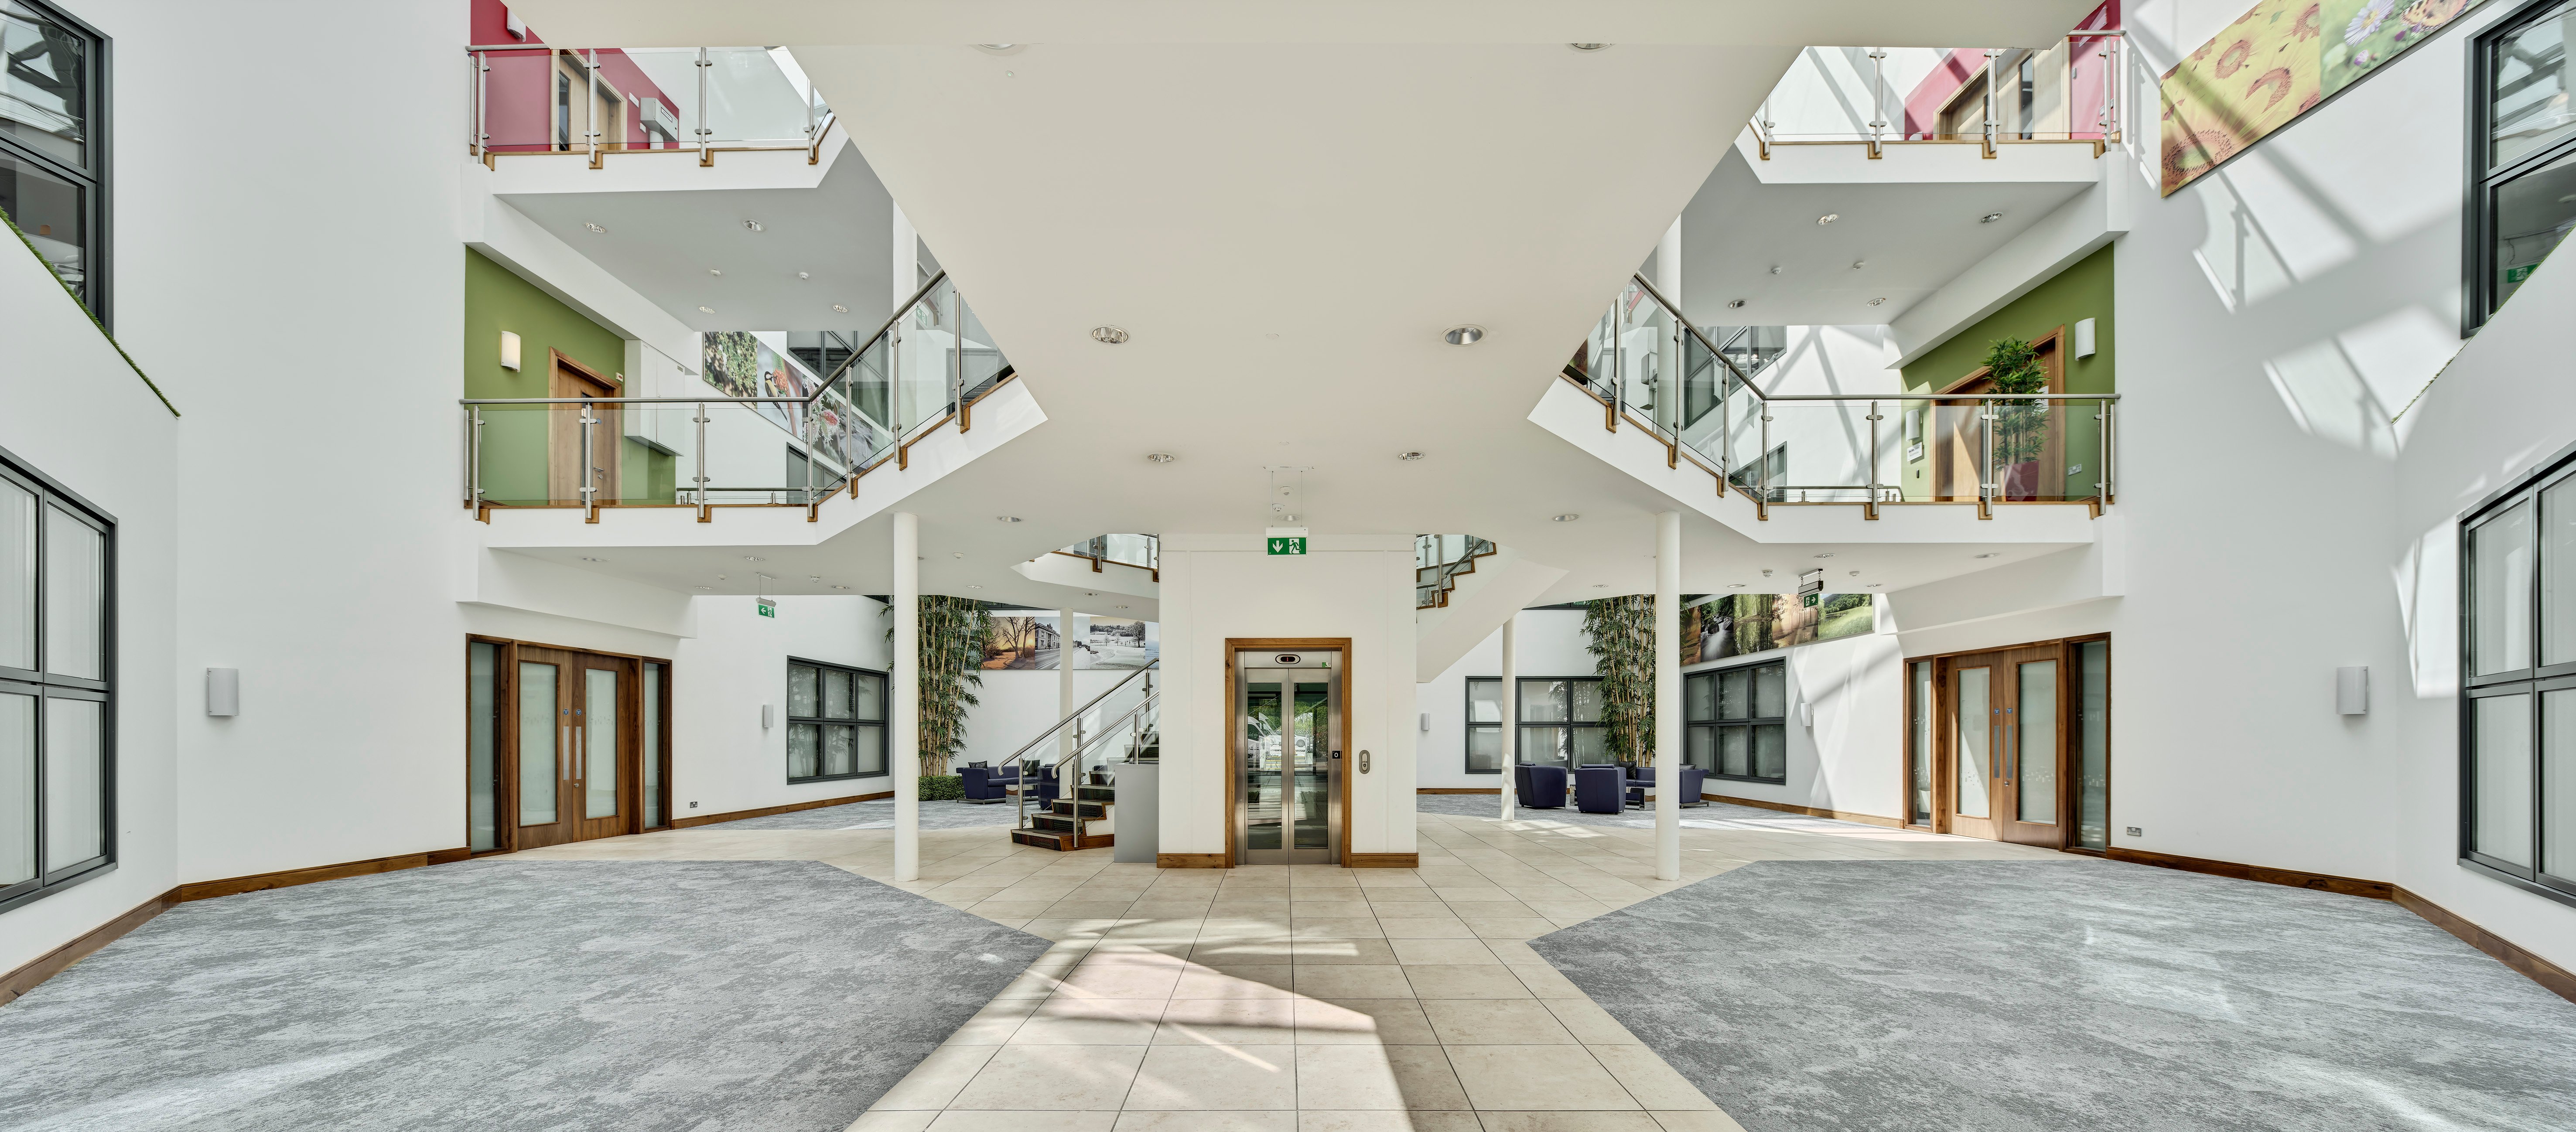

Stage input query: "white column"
[
  {"left": 1498, "top": 613, "right": 1518, "bottom": 820},
  {"left": 893, "top": 511, "right": 920, "bottom": 882},
  {"left": 1059, "top": 612, "right": 1085, "bottom": 766},
  {"left": 892, "top": 203, "right": 918, "bottom": 310},
  {"left": 1656, "top": 218, "right": 1682, "bottom": 433},
  {"left": 1655, "top": 511, "right": 1681, "bottom": 882}
]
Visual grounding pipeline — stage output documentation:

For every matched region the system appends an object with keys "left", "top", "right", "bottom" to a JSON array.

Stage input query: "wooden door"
[
  {"left": 511, "top": 645, "right": 635, "bottom": 849},
  {"left": 547, "top": 351, "right": 621, "bottom": 506},
  {"left": 1941, "top": 644, "right": 2067, "bottom": 847},
  {"left": 1928, "top": 329, "right": 2064, "bottom": 503}
]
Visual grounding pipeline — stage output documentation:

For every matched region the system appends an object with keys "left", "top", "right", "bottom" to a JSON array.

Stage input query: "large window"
[
  {"left": 0, "top": 448, "right": 113, "bottom": 913},
  {"left": 787, "top": 658, "right": 885, "bottom": 783},
  {"left": 0, "top": 0, "right": 108, "bottom": 325},
  {"left": 2470, "top": 0, "right": 2576, "bottom": 333},
  {"left": 2461, "top": 456, "right": 2576, "bottom": 908},
  {"left": 1686, "top": 661, "right": 1787, "bottom": 784},
  {"left": 1464, "top": 677, "right": 1603, "bottom": 772}
]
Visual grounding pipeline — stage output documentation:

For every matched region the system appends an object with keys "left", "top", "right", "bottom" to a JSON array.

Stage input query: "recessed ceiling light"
[
  {"left": 1851, "top": 260, "right": 1866, "bottom": 269},
  {"left": 1848, "top": 570, "right": 1860, "bottom": 577},
  {"left": 698, "top": 306, "right": 715, "bottom": 314},
  {"left": 1115, "top": 605, "right": 1129, "bottom": 610},
  {"left": 832, "top": 584, "right": 851, "bottom": 590},
  {"left": 696, "top": 586, "right": 713, "bottom": 591},
  {"left": 798, "top": 271, "right": 810, "bottom": 280},
  {"left": 743, "top": 220, "right": 763, "bottom": 232},
  {"left": 952, "top": 552, "right": 964, "bottom": 559},
  {"left": 1091, "top": 325, "right": 1129, "bottom": 344},
  {"left": 579, "top": 556, "right": 605, "bottom": 562},
  {"left": 807, "top": 575, "right": 823, "bottom": 581},
  {"left": 1974, "top": 552, "right": 2000, "bottom": 559},
  {"left": 583, "top": 222, "right": 606, "bottom": 233},
  {"left": 1726, "top": 583, "right": 1746, "bottom": 589},
  {"left": 1085, "top": 591, "right": 1098, "bottom": 597},
  {"left": 831, "top": 304, "right": 848, "bottom": 313},
  {"left": 1146, "top": 452, "right": 1176, "bottom": 464},
  {"left": 1867, "top": 582, "right": 1882, "bottom": 588},
  {"left": 1981, "top": 212, "right": 2004, "bottom": 223},
  {"left": 717, "top": 574, "right": 728, "bottom": 580},
  {"left": 974, "top": 43, "right": 1022, "bottom": 54},
  {"left": 745, "top": 556, "right": 766, "bottom": 562},
  {"left": 997, "top": 515, "right": 1022, "bottom": 523},
  {"left": 1398, "top": 451, "right": 1424, "bottom": 461},
  {"left": 1728, "top": 299, "right": 1747, "bottom": 309},
  {"left": 1569, "top": 43, "right": 1611, "bottom": 51},
  {"left": 1552, "top": 514, "right": 1579, "bottom": 522},
  {"left": 1445, "top": 324, "right": 1485, "bottom": 346},
  {"left": 1868, "top": 297, "right": 1888, "bottom": 306},
  {"left": 1817, "top": 213, "right": 1839, "bottom": 225},
  {"left": 1813, "top": 552, "right": 1834, "bottom": 559},
  {"left": 1768, "top": 266, "right": 1783, "bottom": 275},
  {"left": 708, "top": 268, "right": 723, "bottom": 277},
  {"left": 967, "top": 584, "right": 984, "bottom": 589},
  {"left": 1592, "top": 583, "right": 1610, "bottom": 588}
]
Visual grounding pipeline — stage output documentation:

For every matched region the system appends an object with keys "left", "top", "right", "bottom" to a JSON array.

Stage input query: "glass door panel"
[
  {"left": 1954, "top": 667, "right": 1992, "bottom": 821},
  {"left": 2016, "top": 660, "right": 2059, "bottom": 824},
  {"left": 1294, "top": 683, "right": 1329, "bottom": 849},
  {"left": 584, "top": 667, "right": 619, "bottom": 819},
  {"left": 518, "top": 661, "right": 560, "bottom": 829},
  {"left": 1245, "top": 682, "right": 1283, "bottom": 852}
]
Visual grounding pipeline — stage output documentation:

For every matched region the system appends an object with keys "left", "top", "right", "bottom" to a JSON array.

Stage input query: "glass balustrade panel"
[{"left": 1755, "top": 43, "right": 2112, "bottom": 143}]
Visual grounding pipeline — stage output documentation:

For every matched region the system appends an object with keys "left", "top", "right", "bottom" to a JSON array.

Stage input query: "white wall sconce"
[
  {"left": 1797, "top": 700, "right": 1814, "bottom": 727},
  {"left": 2073, "top": 318, "right": 2097, "bottom": 358},
  {"left": 760, "top": 703, "right": 775, "bottom": 730},
  {"left": 206, "top": 668, "right": 239, "bottom": 717},
  {"left": 499, "top": 331, "right": 523, "bottom": 371},
  {"left": 1420, "top": 713, "right": 1431, "bottom": 733},
  {"left": 2337, "top": 667, "right": 2369, "bottom": 715}
]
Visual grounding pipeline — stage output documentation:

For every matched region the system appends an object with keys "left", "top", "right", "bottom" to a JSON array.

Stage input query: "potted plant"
[{"left": 1982, "top": 338, "right": 2049, "bottom": 500}]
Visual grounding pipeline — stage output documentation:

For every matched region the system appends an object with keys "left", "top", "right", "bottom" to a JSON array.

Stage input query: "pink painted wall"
[
  {"left": 470, "top": 0, "right": 679, "bottom": 154},
  {"left": 1900, "top": 1, "right": 2120, "bottom": 140}
]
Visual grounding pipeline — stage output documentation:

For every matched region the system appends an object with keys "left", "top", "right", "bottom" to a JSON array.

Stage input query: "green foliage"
[
  {"left": 1982, "top": 336, "right": 2050, "bottom": 467},
  {"left": 884, "top": 596, "right": 991, "bottom": 776},
  {"left": 1982, "top": 337, "right": 2046, "bottom": 395},
  {"left": 918, "top": 774, "right": 964, "bottom": 801},
  {"left": 1822, "top": 593, "right": 1867, "bottom": 615},
  {"left": 1582, "top": 596, "right": 1657, "bottom": 766}
]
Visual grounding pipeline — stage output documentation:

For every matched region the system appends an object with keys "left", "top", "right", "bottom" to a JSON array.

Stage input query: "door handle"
[
  {"left": 574, "top": 727, "right": 584, "bottom": 779},
  {"left": 562, "top": 726, "right": 571, "bottom": 779}
]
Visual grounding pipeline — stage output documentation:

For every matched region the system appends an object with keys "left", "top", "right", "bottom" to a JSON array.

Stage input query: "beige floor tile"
[
  {"left": 1291, "top": 965, "right": 1415, "bottom": 999},
  {"left": 1055, "top": 964, "right": 1185, "bottom": 999},
  {"left": 946, "top": 1044, "right": 1146, "bottom": 1111},
  {"left": 1155, "top": 998, "right": 1298, "bottom": 1045},
  {"left": 1047, "top": 900, "right": 1144, "bottom": 919},
  {"left": 845, "top": 1111, "right": 938, "bottom": 1132},
  {"left": 1115, "top": 1112, "right": 1295, "bottom": 1132},
  {"left": 925, "top": 1113, "right": 1116, "bottom": 1132},
  {"left": 1461, "top": 917, "right": 1561, "bottom": 942},
  {"left": 1129, "top": 899, "right": 1217, "bottom": 916},
  {"left": 1123, "top": 1044, "right": 1299, "bottom": 1111},
  {"left": 1419, "top": 998, "right": 1582, "bottom": 1045},
  {"left": 1388, "top": 938, "right": 1501, "bottom": 965},
  {"left": 1289, "top": 917, "right": 1386, "bottom": 941},
  {"left": 1189, "top": 938, "right": 1295, "bottom": 965},
  {"left": 1476, "top": 1113, "right": 1664, "bottom": 1132},
  {"left": 1648, "top": 1109, "right": 1751, "bottom": 1131},
  {"left": 942, "top": 996, "right": 1041, "bottom": 1045},
  {"left": 1401, "top": 964, "right": 1535, "bottom": 999},
  {"left": 1511, "top": 965, "right": 1590, "bottom": 999},
  {"left": 1010, "top": 999, "right": 1165, "bottom": 1044},
  {"left": 1588, "top": 1046, "right": 1716, "bottom": 1110},
  {"left": 1174, "top": 964, "right": 1298, "bottom": 999},
  {"left": 1293, "top": 998, "right": 1439, "bottom": 1046},
  {"left": 1540, "top": 998, "right": 1641, "bottom": 1045},
  {"left": 1288, "top": 900, "right": 1377, "bottom": 918},
  {"left": 1295, "top": 1044, "right": 1472, "bottom": 1110},
  {"left": 1523, "top": 900, "right": 1613, "bottom": 921},
  {"left": 971, "top": 900, "right": 1060, "bottom": 921},
  {"left": 1444, "top": 1046, "right": 1638, "bottom": 1111},
  {"left": 1289, "top": 939, "right": 1400, "bottom": 965},
  {"left": 1374, "top": 917, "right": 1478, "bottom": 939},
  {"left": 870, "top": 1045, "right": 1000, "bottom": 1111},
  {"left": 1296, "top": 1112, "right": 1482, "bottom": 1132}
]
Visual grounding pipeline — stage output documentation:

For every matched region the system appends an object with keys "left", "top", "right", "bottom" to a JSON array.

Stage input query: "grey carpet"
[
  {"left": 1531, "top": 859, "right": 2576, "bottom": 1132},
  {"left": 1414, "top": 791, "right": 1867, "bottom": 832},
  {"left": 0, "top": 859, "right": 1049, "bottom": 1132},
  {"left": 690, "top": 798, "right": 1027, "bottom": 831}
]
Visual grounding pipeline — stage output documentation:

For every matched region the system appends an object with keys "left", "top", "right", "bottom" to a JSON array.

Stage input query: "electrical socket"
[
  {"left": 690, "top": 801, "right": 700, "bottom": 809},
  {"left": 2125, "top": 825, "right": 2142, "bottom": 837}
]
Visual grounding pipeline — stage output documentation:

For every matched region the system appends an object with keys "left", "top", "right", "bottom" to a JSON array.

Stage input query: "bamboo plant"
[
  {"left": 1582, "top": 595, "right": 1657, "bottom": 766},
  {"left": 882, "top": 595, "right": 991, "bottom": 776}
]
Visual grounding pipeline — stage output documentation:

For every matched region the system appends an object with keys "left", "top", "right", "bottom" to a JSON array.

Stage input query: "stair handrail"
[
  {"left": 1025, "top": 687, "right": 1160, "bottom": 849},
  {"left": 1001, "top": 660, "right": 1158, "bottom": 768}
]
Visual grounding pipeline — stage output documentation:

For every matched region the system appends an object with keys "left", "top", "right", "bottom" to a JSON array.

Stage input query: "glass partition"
[
  {"left": 1754, "top": 36, "right": 2120, "bottom": 147},
  {"left": 473, "top": 45, "right": 827, "bottom": 158}
]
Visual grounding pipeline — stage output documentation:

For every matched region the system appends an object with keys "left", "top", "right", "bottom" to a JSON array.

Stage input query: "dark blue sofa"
[
  {"left": 1574, "top": 765, "right": 1626, "bottom": 814},
  {"left": 1513, "top": 763, "right": 1567, "bottom": 809},
  {"left": 959, "top": 764, "right": 1019, "bottom": 803}
]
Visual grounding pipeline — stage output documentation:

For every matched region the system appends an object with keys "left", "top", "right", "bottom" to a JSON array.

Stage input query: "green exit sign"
[
  {"left": 757, "top": 597, "right": 776, "bottom": 618},
  {"left": 1801, "top": 593, "right": 1819, "bottom": 608},
  {"left": 1268, "top": 537, "right": 1306, "bottom": 556}
]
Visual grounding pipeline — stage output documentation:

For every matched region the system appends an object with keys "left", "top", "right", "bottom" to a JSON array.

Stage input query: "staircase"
[
  {"left": 1416, "top": 535, "right": 1496, "bottom": 609},
  {"left": 1011, "top": 783, "right": 1120, "bottom": 851},
  {"left": 1003, "top": 661, "right": 1160, "bottom": 852}
]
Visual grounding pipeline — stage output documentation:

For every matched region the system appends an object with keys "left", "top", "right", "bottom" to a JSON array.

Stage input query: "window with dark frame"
[
  {"left": 2460, "top": 447, "right": 2576, "bottom": 910},
  {"left": 2469, "top": 0, "right": 2576, "bottom": 334},
  {"left": 1464, "top": 677, "right": 1604, "bottom": 773},
  {"left": 787, "top": 657, "right": 886, "bottom": 783},
  {"left": 1687, "top": 661, "right": 1787, "bottom": 784},
  {"left": 0, "top": 447, "right": 114, "bottom": 914},
  {"left": 0, "top": 0, "right": 110, "bottom": 327}
]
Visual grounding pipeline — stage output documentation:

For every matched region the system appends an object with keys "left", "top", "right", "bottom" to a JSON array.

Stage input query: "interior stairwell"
[{"left": 999, "top": 661, "right": 1160, "bottom": 852}]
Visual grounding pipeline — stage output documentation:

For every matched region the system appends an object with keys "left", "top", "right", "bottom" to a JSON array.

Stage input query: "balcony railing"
[
  {"left": 1416, "top": 536, "right": 1496, "bottom": 609},
  {"left": 460, "top": 271, "right": 1015, "bottom": 522},
  {"left": 1749, "top": 27, "right": 2125, "bottom": 160},
  {"left": 1564, "top": 275, "right": 2115, "bottom": 521},
  {"left": 1057, "top": 535, "right": 1160, "bottom": 578},
  {"left": 466, "top": 43, "right": 832, "bottom": 166}
]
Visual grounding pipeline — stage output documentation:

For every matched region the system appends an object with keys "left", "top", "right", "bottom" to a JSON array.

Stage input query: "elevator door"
[{"left": 1237, "top": 651, "right": 1342, "bottom": 865}]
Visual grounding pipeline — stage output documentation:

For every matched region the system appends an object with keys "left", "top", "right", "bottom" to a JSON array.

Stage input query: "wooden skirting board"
[
  {"left": 0, "top": 886, "right": 178, "bottom": 1006},
  {"left": 1156, "top": 853, "right": 1229, "bottom": 869},
  {"left": 2102, "top": 846, "right": 2393, "bottom": 900},
  {"left": 1701, "top": 792, "right": 1903, "bottom": 829},
  {"left": 177, "top": 847, "right": 475, "bottom": 902},
  {"left": 1347, "top": 853, "right": 1421, "bottom": 869},
  {"left": 670, "top": 790, "right": 893, "bottom": 829},
  {"left": 2394, "top": 887, "right": 2576, "bottom": 1005}
]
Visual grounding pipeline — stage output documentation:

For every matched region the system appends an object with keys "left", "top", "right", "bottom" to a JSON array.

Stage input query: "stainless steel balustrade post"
[
  {"left": 1979, "top": 403, "right": 1996, "bottom": 512},
  {"left": 1719, "top": 375, "right": 1733, "bottom": 489},
  {"left": 1868, "top": 48, "right": 1888, "bottom": 155},
  {"left": 2094, "top": 399, "right": 2109, "bottom": 503},
  {"left": 580, "top": 401, "right": 598, "bottom": 518},
  {"left": 1069, "top": 719, "right": 1086, "bottom": 849},
  {"left": 2104, "top": 400, "right": 2118, "bottom": 501},
  {"left": 2105, "top": 37, "right": 2121, "bottom": 140},
  {"left": 694, "top": 402, "right": 709, "bottom": 519},
  {"left": 585, "top": 49, "right": 600, "bottom": 166},
  {"left": 474, "top": 51, "right": 489, "bottom": 159},
  {"left": 470, "top": 406, "right": 484, "bottom": 509},
  {"left": 1983, "top": 50, "right": 2000, "bottom": 157},
  {"left": 695, "top": 47, "right": 712, "bottom": 164},
  {"left": 1759, "top": 406, "right": 1773, "bottom": 505},
  {"left": 1866, "top": 399, "right": 1882, "bottom": 505}
]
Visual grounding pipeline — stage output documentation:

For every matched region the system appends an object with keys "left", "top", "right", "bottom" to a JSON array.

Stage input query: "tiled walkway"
[{"left": 513, "top": 800, "right": 2070, "bottom": 1131}]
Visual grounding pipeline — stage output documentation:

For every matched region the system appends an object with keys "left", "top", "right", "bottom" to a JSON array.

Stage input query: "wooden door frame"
[
  {"left": 468, "top": 634, "right": 672, "bottom": 855},
  {"left": 1903, "top": 631, "right": 2106, "bottom": 849},
  {"left": 1222, "top": 638, "right": 1354, "bottom": 868},
  {"left": 547, "top": 348, "right": 622, "bottom": 507}
]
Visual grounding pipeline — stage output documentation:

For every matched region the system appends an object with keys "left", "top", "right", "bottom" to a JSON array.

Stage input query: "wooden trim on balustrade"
[
  {"left": 670, "top": 789, "right": 893, "bottom": 829},
  {"left": 0, "top": 886, "right": 181, "bottom": 1005}
]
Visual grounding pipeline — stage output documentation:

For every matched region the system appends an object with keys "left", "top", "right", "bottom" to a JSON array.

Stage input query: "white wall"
[
  {"left": 664, "top": 593, "right": 890, "bottom": 817},
  {"left": 959, "top": 668, "right": 1141, "bottom": 769},
  {"left": 0, "top": 203, "right": 181, "bottom": 975},
  {"left": 1414, "top": 610, "right": 1591, "bottom": 790},
  {"left": 1159, "top": 539, "right": 1418, "bottom": 859}
]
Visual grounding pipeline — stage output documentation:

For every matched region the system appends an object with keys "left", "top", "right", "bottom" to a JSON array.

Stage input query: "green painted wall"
[
  {"left": 1899, "top": 242, "right": 2115, "bottom": 501},
  {"left": 461, "top": 249, "right": 672, "bottom": 505}
]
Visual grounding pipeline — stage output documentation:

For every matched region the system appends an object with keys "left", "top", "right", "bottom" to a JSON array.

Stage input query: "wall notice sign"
[
  {"left": 1265, "top": 526, "right": 1308, "bottom": 556},
  {"left": 757, "top": 597, "right": 776, "bottom": 618}
]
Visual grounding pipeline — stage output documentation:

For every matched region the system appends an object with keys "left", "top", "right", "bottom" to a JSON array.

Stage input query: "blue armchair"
[
  {"left": 1574, "top": 765, "right": 1625, "bottom": 814},
  {"left": 1618, "top": 765, "right": 1709, "bottom": 809},
  {"left": 1514, "top": 764, "right": 1567, "bottom": 809},
  {"left": 959, "top": 764, "right": 1019, "bottom": 803}
]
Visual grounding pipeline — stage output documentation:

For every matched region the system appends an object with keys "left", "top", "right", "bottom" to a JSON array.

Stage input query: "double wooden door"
[
  {"left": 1943, "top": 643, "right": 2064, "bottom": 847},
  {"left": 514, "top": 646, "right": 635, "bottom": 849}
]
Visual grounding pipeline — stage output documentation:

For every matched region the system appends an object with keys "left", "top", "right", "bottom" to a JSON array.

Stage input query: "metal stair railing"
[{"left": 1008, "top": 661, "right": 1158, "bottom": 837}]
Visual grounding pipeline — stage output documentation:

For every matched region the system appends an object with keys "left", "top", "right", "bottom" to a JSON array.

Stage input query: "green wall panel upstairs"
[
  {"left": 461, "top": 249, "right": 671, "bottom": 506},
  {"left": 1899, "top": 242, "right": 2116, "bottom": 503}
]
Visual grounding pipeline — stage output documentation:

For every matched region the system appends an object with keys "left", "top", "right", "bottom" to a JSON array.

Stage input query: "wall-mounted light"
[
  {"left": 2337, "top": 667, "right": 2369, "bottom": 716},
  {"left": 499, "top": 331, "right": 522, "bottom": 371},
  {"left": 207, "top": 668, "right": 239, "bottom": 717},
  {"left": 2074, "top": 317, "right": 2098, "bottom": 359},
  {"left": 761, "top": 703, "right": 775, "bottom": 730}
]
